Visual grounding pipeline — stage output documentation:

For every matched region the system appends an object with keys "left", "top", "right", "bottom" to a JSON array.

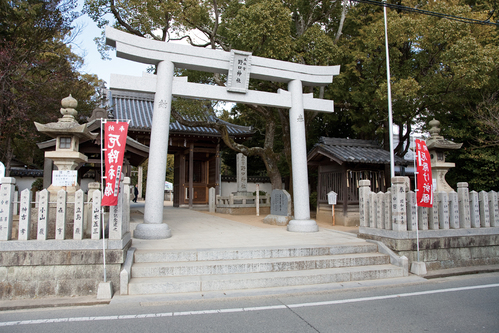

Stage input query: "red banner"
[
  {"left": 102, "top": 122, "right": 128, "bottom": 206},
  {"left": 415, "top": 139, "right": 433, "bottom": 207}
]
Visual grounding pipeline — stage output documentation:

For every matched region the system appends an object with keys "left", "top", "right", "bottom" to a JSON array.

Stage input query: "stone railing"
[
  {"left": 216, "top": 193, "right": 271, "bottom": 208},
  {"left": 0, "top": 177, "right": 131, "bottom": 250},
  {"left": 359, "top": 177, "right": 499, "bottom": 232},
  {"left": 358, "top": 177, "right": 499, "bottom": 271}
]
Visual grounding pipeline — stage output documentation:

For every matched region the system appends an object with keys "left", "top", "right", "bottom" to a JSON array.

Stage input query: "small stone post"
[
  {"left": 437, "top": 192, "right": 450, "bottom": 230},
  {"left": 358, "top": 180, "right": 370, "bottom": 227},
  {"left": 209, "top": 187, "right": 216, "bottom": 213},
  {"left": 488, "top": 191, "right": 499, "bottom": 227},
  {"left": 123, "top": 177, "right": 131, "bottom": 234},
  {"left": 376, "top": 192, "right": 384, "bottom": 229},
  {"left": 369, "top": 192, "right": 376, "bottom": 228},
  {"left": 18, "top": 189, "right": 31, "bottom": 240},
  {"left": 0, "top": 177, "right": 16, "bottom": 240},
  {"left": 74, "top": 189, "right": 84, "bottom": 240},
  {"left": 418, "top": 206, "right": 429, "bottom": 230},
  {"left": 109, "top": 179, "right": 125, "bottom": 240},
  {"left": 13, "top": 191, "right": 18, "bottom": 216},
  {"left": 469, "top": 191, "right": 480, "bottom": 228},
  {"left": 384, "top": 190, "right": 392, "bottom": 230},
  {"left": 406, "top": 191, "right": 417, "bottom": 231},
  {"left": 91, "top": 190, "right": 102, "bottom": 240},
  {"left": 448, "top": 191, "right": 459, "bottom": 229},
  {"left": 55, "top": 189, "right": 67, "bottom": 240},
  {"left": 391, "top": 177, "right": 407, "bottom": 231},
  {"left": 428, "top": 197, "right": 439, "bottom": 230},
  {"left": 457, "top": 182, "right": 471, "bottom": 228},
  {"left": 37, "top": 189, "right": 49, "bottom": 240},
  {"left": 479, "top": 191, "right": 490, "bottom": 228}
]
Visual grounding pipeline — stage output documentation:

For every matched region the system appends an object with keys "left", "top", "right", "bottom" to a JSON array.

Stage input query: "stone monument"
[
  {"left": 34, "top": 95, "right": 97, "bottom": 198},
  {"left": 425, "top": 119, "right": 462, "bottom": 193},
  {"left": 263, "top": 189, "right": 293, "bottom": 226},
  {"left": 234, "top": 153, "right": 252, "bottom": 196}
]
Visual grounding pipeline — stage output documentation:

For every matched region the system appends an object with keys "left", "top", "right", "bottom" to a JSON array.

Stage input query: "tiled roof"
[
  {"left": 110, "top": 90, "right": 254, "bottom": 137},
  {"left": 9, "top": 168, "right": 44, "bottom": 178},
  {"left": 308, "top": 137, "right": 408, "bottom": 165}
]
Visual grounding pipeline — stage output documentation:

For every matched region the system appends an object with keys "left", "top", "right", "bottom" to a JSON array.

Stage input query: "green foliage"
[
  {"left": 85, "top": 0, "right": 499, "bottom": 192},
  {"left": 309, "top": 191, "right": 317, "bottom": 210},
  {"left": 225, "top": 0, "right": 293, "bottom": 59},
  {"left": 328, "top": 0, "right": 499, "bottom": 158},
  {"left": 438, "top": 106, "right": 499, "bottom": 192},
  {"left": 252, "top": 190, "right": 267, "bottom": 196},
  {"left": 30, "top": 178, "right": 44, "bottom": 192},
  {"left": 0, "top": 0, "right": 99, "bottom": 172}
]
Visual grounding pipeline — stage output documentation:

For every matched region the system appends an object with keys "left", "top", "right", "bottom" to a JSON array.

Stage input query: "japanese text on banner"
[
  {"left": 415, "top": 139, "right": 433, "bottom": 207},
  {"left": 102, "top": 122, "right": 128, "bottom": 206}
]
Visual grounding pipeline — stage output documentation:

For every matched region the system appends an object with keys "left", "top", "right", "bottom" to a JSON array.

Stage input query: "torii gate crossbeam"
[{"left": 106, "top": 27, "right": 340, "bottom": 239}]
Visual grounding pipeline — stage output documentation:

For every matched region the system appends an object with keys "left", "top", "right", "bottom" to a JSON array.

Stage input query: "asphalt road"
[{"left": 1, "top": 272, "right": 498, "bottom": 333}]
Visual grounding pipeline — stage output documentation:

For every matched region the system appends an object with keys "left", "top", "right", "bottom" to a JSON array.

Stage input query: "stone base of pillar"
[
  {"left": 287, "top": 219, "right": 318, "bottom": 233},
  {"left": 410, "top": 261, "right": 427, "bottom": 276},
  {"left": 133, "top": 223, "right": 172, "bottom": 239},
  {"left": 97, "top": 281, "right": 114, "bottom": 299}
]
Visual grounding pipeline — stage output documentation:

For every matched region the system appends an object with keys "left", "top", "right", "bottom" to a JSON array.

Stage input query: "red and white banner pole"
[
  {"left": 100, "top": 119, "right": 129, "bottom": 283},
  {"left": 413, "top": 138, "right": 433, "bottom": 262}
]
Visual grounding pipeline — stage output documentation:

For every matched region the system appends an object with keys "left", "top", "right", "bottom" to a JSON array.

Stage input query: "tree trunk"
[{"left": 4, "top": 136, "right": 13, "bottom": 177}]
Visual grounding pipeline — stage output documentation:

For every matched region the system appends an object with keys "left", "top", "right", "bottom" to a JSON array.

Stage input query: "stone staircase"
[{"left": 126, "top": 243, "right": 406, "bottom": 295}]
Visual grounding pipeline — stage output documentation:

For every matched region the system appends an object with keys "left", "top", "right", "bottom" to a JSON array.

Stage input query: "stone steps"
[
  {"left": 133, "top": 243, "right": 379, "bottom": 263},
  {"left": 128, "top": 265, "right": 405, "bottom": 295},
  {"left": 131, "top": 253, "right": 390, "bottom": 277},
  {"left": 126, "top": 244, "right": 405, "bottom": 296}
]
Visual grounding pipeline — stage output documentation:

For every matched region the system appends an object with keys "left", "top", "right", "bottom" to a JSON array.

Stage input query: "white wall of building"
[{"left": 14, "top": 177, "right": 37, "bottom": 193}]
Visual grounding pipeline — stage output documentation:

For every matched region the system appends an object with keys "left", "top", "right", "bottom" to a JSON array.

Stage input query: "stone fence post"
[
  {"left": 37, "top": 189, "right": 49, "bottom": 240},
  {"left": 209, "top": 187, "right": 216, "bottom": 213},
  {"left": 358, "top": 180, "right": 370, "bottom": 227},
  {"left": 123, "top": 177, "right": 131, "bottom": 235},
  {"left": 449, "top": 191, "right": 459, "bottom": 229},
  {"left": 19, "top": 189, "right": 32, "bottom": 240},
  {"left": 74, "top": 189, "right": 85, "bottom": 240},
  {"left": 437, "top": 192, "right": 449, "bottom": 230},
  {"left": 91, "top": 190, "right": 102, "bottom": 240},
  {"left": 406, "top": 191, "right": 417, "bottom": 231},
  {"left": 384, "top": 190, "right": 392, "bottom": 230},
  {"left": 0, "top": 177, "right": 16, "bottom": 240},
  {"left": 457, "top": 182, "right": 471, "bottom": 228},
  {"left": 391, "top": 177, "right": 407, "bottom": 231},
  {"left": 479, "top": 191, "right": 490, "bottom": 228},
  {"left": 109, "top": 182, "right": 124, "bottom": 240},
  {"left": 489, "top": 191, "right": 499, "bottom": 227}
]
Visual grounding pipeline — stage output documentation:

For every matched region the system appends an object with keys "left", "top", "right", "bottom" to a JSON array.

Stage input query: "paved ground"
[{"left": 130, "top": 201, "right": 363, "bottom": 251}]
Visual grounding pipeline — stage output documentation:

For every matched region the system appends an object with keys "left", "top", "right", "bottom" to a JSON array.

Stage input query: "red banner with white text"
[
  {"left": 102, "top": 122, "right": 128, "bottom": 206},
  {"left": 415, "top": 139, "right": 433, "bottom": 207}
]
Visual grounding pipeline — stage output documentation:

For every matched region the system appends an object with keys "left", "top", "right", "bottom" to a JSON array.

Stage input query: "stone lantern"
[
  {"left": 34, "top": 95, "right": 97, "bottom": 196},
  {"left": 425, "top": 119, "right": 462, "bottom": 193}
]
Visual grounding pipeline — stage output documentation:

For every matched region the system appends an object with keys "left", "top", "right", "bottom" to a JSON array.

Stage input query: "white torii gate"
[{"left": 106, "top": 27, "right": 340, "bottom": 239}]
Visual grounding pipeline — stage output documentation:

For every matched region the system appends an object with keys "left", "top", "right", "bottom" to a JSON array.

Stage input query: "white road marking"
[{"left": 1, "top": 283, "right": 498, "bottom": 327}]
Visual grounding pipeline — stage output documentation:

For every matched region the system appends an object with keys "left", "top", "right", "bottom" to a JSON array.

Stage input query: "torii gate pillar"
[
  {"left": 287, "top": 79, "right": 317, "bottom": 232},
  {"left": 106, "top": 27, "right": 340, "bottom": 239},
  {"left": 134, "top": 60, "right": 174, "bottom": 239}
]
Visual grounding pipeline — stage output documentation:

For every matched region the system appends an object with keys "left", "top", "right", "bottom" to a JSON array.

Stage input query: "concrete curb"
[
  {"left": 423, "top": 265, "right": 499, "bottom": 279},
  {"left": 0, "top": 296, "right": 110, "bottom": 311}
]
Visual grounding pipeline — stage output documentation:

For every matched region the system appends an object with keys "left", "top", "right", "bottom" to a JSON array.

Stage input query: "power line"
[{"left": 350, "top": 0, "right": 499, "bottom": 26}]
